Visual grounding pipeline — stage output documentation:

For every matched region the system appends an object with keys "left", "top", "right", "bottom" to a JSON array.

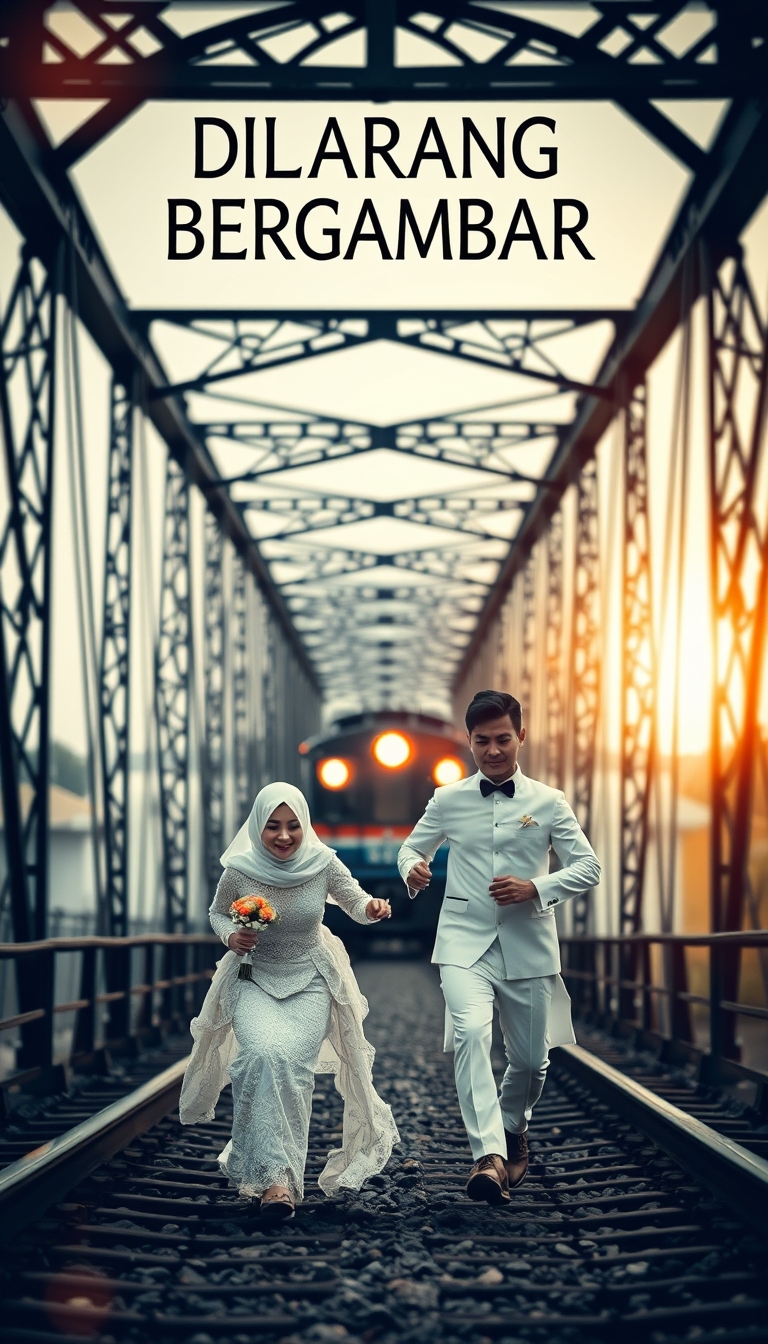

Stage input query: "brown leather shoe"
[
  {"left": 504, "top": 1130, "right": 529, "bottom": 1188},
  {"left": 260, "top": 1184, "right": 295, "bottom": 1221},
  {"left": 466, "top": 1153, "right": 510, "bottom": 1205}
]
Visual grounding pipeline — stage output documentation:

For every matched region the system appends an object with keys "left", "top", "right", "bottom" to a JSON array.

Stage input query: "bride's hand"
[
  {"left": 366, "top": 898, "right": 392, "bottom": 921},
  {"left": 228, "top": 929, "right": 258, "bottom": 954}
]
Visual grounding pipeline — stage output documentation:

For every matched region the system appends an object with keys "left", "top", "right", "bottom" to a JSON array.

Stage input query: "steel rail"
[
  {"left": 0, "top": 1057, "right": 189, "bottom": 1242},
  {"left": 556, "top": 1044, "right": 768, "bottom": 1236},
  {"left": 2, "top": 1034, "right": 767, "bottom": 1248}
]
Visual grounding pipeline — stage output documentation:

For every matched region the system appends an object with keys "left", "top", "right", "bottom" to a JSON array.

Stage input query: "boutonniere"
[{"left": 519, "top": 815, "right": 539, "bottom": 828}]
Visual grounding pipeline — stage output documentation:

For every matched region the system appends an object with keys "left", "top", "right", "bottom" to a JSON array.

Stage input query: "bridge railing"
[
  {"left": 560, "top": 932, "right": 768, "bottom": 1092},
  {"left": 0, "top": 935, "right": 221, "bottom": 1096}
]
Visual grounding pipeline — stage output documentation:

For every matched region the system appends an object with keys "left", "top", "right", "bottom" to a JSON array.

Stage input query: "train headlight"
[
  {"left": 372, "top": 731, "right": 411, "bottom": 769},
  {"left": 318, "top": 758, "right": 350, "bottom": 789},
  {"left": 433, "top": 757, "right": 464, "bottom": 785}
]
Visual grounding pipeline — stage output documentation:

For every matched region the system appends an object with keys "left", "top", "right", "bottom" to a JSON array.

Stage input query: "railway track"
[
  {"left": 0, "top": 961, "right": 766, "bottom": 1344},
  {"left": 0, "top": 1038, "right": 193, "bottom": 1175}
]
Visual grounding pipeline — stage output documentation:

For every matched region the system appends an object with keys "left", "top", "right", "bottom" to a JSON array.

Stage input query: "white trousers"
[{"left": 439, "top": 939, "right": 556, "bottom": 1160}]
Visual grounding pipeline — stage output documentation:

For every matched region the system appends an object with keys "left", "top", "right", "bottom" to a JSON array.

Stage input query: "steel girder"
[
  {"left": 202, "top": 512, "right": 225, "bottom": 897},
  {"left": 545, "top": 510, "right": 565, "bottom": 791},
  {"left": 620, "top": 381, "right": 656, "bottom": 937},
  {"left": 519, "top": 550, "right": 538, "bottom": 769},
  {"left": 155, "top": 458, "right": 191, "bottom": 934},
  {"left": 99, "top": 377, "right": 134, "bottom": 936},
  {"left": 569, "top": 459, "right": 601, "bottom": 936},
  {"left": 144, "top": 313, "right": 618, "bottom": 402},
  {"left": 1, "top": 4, "right": 765, "bottom": 170},
  {"left": 244, "top": 492, "right": 526, "bottom": 541},
  {"left": 0, "top": 244, "right": 60, "bottom": 943},
  {"left": 458, "top": 99, "right": 768, "bottom": 676},
  {"left": 0, "top": 102, "right": 317, "bottom": 689},
  {"left": 231, "top": 553, "right": 252, "bottom": 827},
  {"left": 199, "top": 414, "right": 559, "bottom": 481},
  {"left": 707, "top": 251, "right": 768, "bottom": 944}
]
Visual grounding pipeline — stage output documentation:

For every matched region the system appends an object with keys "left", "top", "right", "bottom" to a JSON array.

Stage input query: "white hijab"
[{"left": 220, "top": 781, "right": 335, "bottom": 889}]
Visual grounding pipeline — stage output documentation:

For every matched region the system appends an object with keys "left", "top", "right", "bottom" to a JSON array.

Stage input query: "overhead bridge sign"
[{"left": 72, "top": 100, "right": 688, "bottom": 309}]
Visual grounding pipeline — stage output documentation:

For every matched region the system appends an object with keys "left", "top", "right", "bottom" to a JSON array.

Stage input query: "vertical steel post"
[
  {"left": 155, "top": 457, "right": 190, "bottom": 934},
  {"left": 231, "top": 552, "right": 251, "bottom": 825},
  {"left": 545, "top": 510, "right": 565, "bottom": 790},
  {"left": 366, "top": 0, "right": 395, "bottom": 75},
  {"left": 202, "top": 512, "right": 224, "bottom": 897},
  {"left": 263, "top": 611, "right": 278, "bottom": 785},
  {"left": 620, "top": 380, "right": 656, "bottom": 937},
  {"left": 519, "top": 549, "right": 537, "bottom": 773},
  {"left": 100, "top": 377, "right": 133, "bottom": 936},
  {"left": 708, "top": 251, "right": 768, "bottom": 934},
  {"left": 0, "top": 244, "right": 61, "bottom": 946},
  {"left": 707, "top": 250, "right": 768, "bottom": 1060},
  {"left": 569, "top": 460, "right": 601, "bottom": 934}
]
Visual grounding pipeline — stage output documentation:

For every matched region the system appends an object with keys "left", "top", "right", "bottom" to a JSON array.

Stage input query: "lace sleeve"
[
  {"left": 326, "top": 856, "right": 373, "bottom": 924},
  {"left": 209, "top": 869, "right": 246, "bottom": 946}
]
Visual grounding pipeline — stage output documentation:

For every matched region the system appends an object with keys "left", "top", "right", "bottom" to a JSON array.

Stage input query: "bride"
[{"left": 179, "top": 782, "right": 399, "bottom": 1219}]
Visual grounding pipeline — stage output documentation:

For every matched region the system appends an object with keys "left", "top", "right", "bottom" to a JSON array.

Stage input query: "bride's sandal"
[{"left": 260, "top": 1185, "right": 295, "bottom": 1221}]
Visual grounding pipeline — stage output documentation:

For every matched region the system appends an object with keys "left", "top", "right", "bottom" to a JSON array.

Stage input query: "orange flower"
[{"left": 229, "top": 894, "right": 279, "bottom": 928}]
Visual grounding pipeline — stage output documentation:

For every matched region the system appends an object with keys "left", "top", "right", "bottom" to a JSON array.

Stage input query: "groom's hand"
[
  {"left": 407, "top": 861, "right": 432, "bottom": 891},
  {"left": 489, "top": 876, "right": 538, "bottom": 905}
]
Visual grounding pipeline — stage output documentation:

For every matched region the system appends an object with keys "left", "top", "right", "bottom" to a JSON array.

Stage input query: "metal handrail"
[
  {"left": 0, "top": 934, "right": 221, "bottom": 1094},
  {"left": 559, "top": 931, "right": 768, "bottom": 1093},
  {"left": 562, "top": 931, "right": 768, "bottom": 947},
  {"left": 0, "top": 934, "right": 218, "bottom": 955}
]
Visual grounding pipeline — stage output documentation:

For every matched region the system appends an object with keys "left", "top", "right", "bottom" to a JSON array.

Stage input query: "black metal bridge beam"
[
  {"left": 569, "top": 460, "right": 601, "bottom": 937},
  {"left": 457, "top": 98, "right": 768, "bottom": 681},
  {"left": 545, "top": 511, "right": 565, "bottom": 792},
  {"left": 231, "top": 554, "right": 252, "bottom": 829},
  {"left": 706, "top": 246, "right": 768, "bottom": 1059},
  {"left": 1, "top": 4, "right": 765, "bottom": 149},
  {"left": 155, "top": 459, "right": 191, "bottom": 935},
  {"left": 202, "top": 513, "right": 225, "bottom": 899},
  {"left": 0, "top": 243, "right": 61, "bottom": 946},
  {"left": 0, "top": 101, "right": 317, "bottom": 693},
  {"left": 100, "top": 377, "right": 134, "bottom": 937},
  {"left": 620, "top": 381, "right": 655, "bottom": 938}
]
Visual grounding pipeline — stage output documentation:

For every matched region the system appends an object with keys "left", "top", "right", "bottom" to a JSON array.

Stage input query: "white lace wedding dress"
[{"left": 178, "top": 857, "right": 399, "bottom": 1201}]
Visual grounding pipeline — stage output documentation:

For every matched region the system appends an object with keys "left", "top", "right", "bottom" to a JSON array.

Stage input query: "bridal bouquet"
[
  {"left": 230, "top": 895, "right": 280, "bottom": 930},
  {"left": 229, "top": 896, "right": 280, "bottom": 981}
]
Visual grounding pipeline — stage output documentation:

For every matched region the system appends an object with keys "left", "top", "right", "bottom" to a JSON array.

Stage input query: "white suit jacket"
[{"left": 397, "top": 767, "right": 600, "bottom": 978}]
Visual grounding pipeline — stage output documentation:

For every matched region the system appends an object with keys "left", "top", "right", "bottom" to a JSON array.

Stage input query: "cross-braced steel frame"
[
  {"left": 708, "top": 251, "right": 768, "bottom": 938},
  {"left": 0, "top": 244, "right": 60, "bottom": 945},
  {"left": 202, "top": 512, "right": 225, "bottom": 897},
  {"left": 707, "top": 247, "right": 768, "bottom": 1054},
  {"left": 100, "top": 377, "right": 134, "bottom": 936},
  {"left": 545, "top": 510, "right": 565, "bottom": 791},
  {"left": 155, "top": 458, "right": 191, "bottom": 934},
  {"left": 568, "top": 460, "right": 601, "bottom": 936},
  {"left": 231, "top": 553, "right": 252, "bottom": 828},
  {"left": 620, "top": 382, "right": 656, "bottom": 937}
]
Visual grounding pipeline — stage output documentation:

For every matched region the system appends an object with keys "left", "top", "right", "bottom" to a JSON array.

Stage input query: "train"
[{"left": 299, "top": 711, "right": 475, "bottom": 952}]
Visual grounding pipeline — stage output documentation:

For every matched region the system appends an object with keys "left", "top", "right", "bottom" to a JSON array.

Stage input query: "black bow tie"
[{"left": 480, "top": 777, "right": 515, "bottom": 798}]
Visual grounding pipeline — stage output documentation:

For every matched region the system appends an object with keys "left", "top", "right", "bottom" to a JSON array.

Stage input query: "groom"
[{"left": 398, "top": 689, "right": 600, "bottom": 1205}]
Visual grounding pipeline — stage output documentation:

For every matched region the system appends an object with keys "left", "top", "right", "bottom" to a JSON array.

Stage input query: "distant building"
[{"left": 0, "top": 784, "right": 98, "bottom": 936}]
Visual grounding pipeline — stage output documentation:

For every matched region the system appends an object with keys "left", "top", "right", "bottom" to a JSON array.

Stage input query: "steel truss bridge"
[{"left": 0, "top": 2, "right": 767, "bottom": 1061}]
